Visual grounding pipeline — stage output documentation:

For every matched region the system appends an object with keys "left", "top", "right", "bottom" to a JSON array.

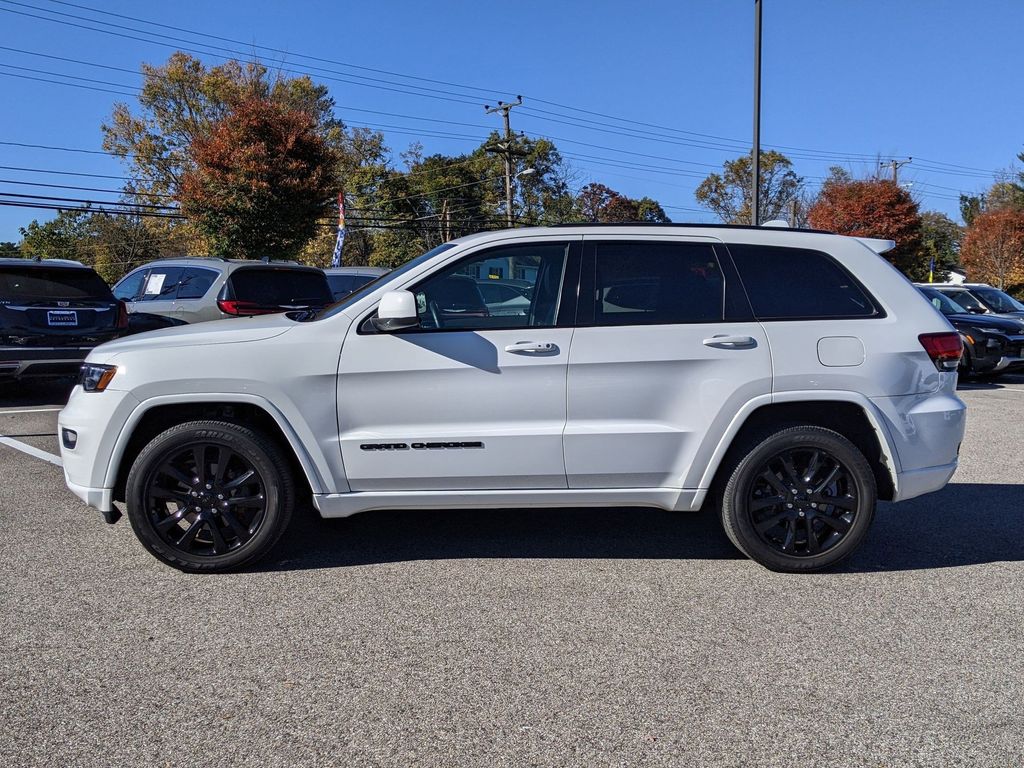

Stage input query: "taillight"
[
  {"left": 217, "top": 299, "right": 280, "bottom": 316},
  {"left": 919, "top": 332, "right": 963, "bottom": 371},
  {"left": 116, "top": 300, "right": 129, "bottom": 330}
]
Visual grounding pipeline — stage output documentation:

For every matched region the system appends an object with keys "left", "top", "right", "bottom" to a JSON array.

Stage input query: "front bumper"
[{"left": 58, "top": 385, "right": 140, "bottom": 515}]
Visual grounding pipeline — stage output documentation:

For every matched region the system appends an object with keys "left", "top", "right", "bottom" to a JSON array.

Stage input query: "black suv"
[
  {"left": 0, "top": 258, "right": 127, "bottom": 381},
  {"left": 917, "top": 286, "right": 1024, "bottom": 376}
]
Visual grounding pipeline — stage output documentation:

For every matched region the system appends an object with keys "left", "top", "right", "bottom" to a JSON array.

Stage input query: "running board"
[{"left": 313, "top": 488, "right": 702, "bottom": 518}]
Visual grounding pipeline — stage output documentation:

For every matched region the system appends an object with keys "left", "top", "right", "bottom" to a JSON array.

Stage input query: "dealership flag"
[
  {"left": 331, "top": 191, "right": 346, "bottom": 267},
  {"left": 928, "top": 255, "right": 935, "bottom": 283}
]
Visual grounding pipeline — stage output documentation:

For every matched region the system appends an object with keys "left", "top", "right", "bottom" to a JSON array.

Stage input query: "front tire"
[
  {"left": 719, "top": 426, "right": 876, "bottom": 572},
  {"left": 125, "top": 420, "right": 294, "bottom": 572}
]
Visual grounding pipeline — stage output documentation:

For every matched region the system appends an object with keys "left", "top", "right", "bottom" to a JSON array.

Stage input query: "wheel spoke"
[
  {"left": 818, "top": 514, "right": 852, "bottom": 534},
  {"left": 804, "top": 517, "right": 820, "bottom": 554},
  {"left": 755, "top": 511, "right": 788, "bottom": 533},
  {"left": 207, "top": 519, "right": 228, "bottom": 554},
  {"left": 223, "top": 469, "right": 256, "bottom": 490},
  {"left": 176, "top": 517, "right": 205, "bottom": 549},
  {"left": 191, "top": 446, "right": 206, "bottom": 481},
  {"left": 813, "top": 463, "right": 841, "bottom": 494},
  {"left": 779, "top": 454, "right": 801, "bottom": 487},
  {"left": 822, "top": 494, "right": 856, "bottom": 511},
  {"left": 780, "top": 519, "right": 797, "bottom": 552},
  {"left": 760, "top": 470, "right": 788, "bottom": 496},
  {"left": 157, "top": 464, "right": 193, "bottom": 489},
  {"left": 215, "top": 446, "right": 235, "bottom": 485},
  {"left": 155, "top": 509, "right": 188, "bottom": 531},
  {"left": 802, "top": 450, "right": 822, "bottom": 483},
  {"left": 220, "top": 508, "right": 252, "bottom": 544},
  {"left": 750, "top": 495, "right": 785, "bottom": 512},
  {"left": 225, "top": 494, "right": 262, "bottom": 507}
]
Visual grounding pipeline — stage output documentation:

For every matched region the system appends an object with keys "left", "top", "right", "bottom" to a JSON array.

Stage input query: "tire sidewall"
[
  {"left": 126, "top": 422, "right": 291, "bottom": 572},
  {"left": 724, "top": 428, "right": 877, "bottom": 572}
]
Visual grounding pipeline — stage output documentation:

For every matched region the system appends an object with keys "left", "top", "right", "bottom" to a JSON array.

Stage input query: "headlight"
[{"left": 79, "top": 363, "right": 118, "bottom": 392}]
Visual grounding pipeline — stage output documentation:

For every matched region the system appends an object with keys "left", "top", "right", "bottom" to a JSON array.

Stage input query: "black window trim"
[
  {"left": 358, "top": 240, "right": 583, "bottom": 335},
  {"left": 575, "top": 239, "right": 753, "bottom": 328},
  {"left": 723, "top": 243, "right": 887, "bottom": 322}
]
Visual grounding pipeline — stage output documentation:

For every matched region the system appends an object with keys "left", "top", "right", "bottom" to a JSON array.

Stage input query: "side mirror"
[{"left": 373, "top": 290, "right": 419, "bottom": 332}]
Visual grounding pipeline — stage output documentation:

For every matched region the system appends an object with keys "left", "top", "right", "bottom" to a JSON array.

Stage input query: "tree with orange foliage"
[
  {"left": 807, "top": 173, "right": 925, "bottom": 279},
  {"left": 960, "top": 208, "right": 1024, "bottom": 292},
  {"left": 180, "top": 97, "right": 338, "bottom": 260}
]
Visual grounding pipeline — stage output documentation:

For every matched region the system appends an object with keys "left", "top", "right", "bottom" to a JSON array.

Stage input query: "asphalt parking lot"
[{"left": 1, "top": 376, "right": 1023, "bottom": 768}]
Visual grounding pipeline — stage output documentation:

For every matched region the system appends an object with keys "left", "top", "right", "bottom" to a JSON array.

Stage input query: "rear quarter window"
[
  {"left": 728, "top": 244, "right": 879, "bottom": 320},
  {"left": 229, "top": 268, "right": 333, "bottom": 305}
]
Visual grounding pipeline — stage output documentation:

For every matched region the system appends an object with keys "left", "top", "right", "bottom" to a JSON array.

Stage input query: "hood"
[
  {"left": 87, "top": 313, "right": 296, "bottom": 360},
  {"left": 947, "top": 313, "right": 1024, "bottom": 334}
]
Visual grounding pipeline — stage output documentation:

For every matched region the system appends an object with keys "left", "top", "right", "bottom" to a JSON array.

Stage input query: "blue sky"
[{"left": 0, "top": 0, "right": 1021, "bottom": 241}]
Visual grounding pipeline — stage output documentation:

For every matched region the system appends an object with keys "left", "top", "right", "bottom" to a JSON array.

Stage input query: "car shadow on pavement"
[{"left": 257, "top": 482, "right": 1023, "bottom": 573}]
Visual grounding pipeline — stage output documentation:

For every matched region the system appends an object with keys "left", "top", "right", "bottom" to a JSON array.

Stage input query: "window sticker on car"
[{"left": 144, "top": 273, "right": 166, "bottom": 295}]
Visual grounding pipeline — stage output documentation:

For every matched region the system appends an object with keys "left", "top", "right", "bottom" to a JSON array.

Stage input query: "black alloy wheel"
[
  {"left": 746, "top": 447, "right": 858, "bottom": 557},
  {"left": 144, "top": 442, "right": 268, "bottom": 558},
  {"left": 719, "top": 426, "right": 877, "bottom": 572},
  {"left": 126, "top": 421, "right": 294, "bottom": 572}
]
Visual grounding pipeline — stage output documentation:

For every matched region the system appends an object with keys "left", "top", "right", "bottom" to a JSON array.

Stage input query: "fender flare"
[
  {"left": 102, "top": 392, "right": 331, "bottom": 494},
  {"left": 690, "top": 390, "right": 902, "bottom": 508}
]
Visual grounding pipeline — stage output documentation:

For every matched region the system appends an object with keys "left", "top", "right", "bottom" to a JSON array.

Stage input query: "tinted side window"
[
  {"left": 177, "top": 267, "right": 218, "bottom": 299},
  {"left": 139, "top": 267, "right": 183, "bottom": 302},
  {"left": 729, "top": 245, "right": 877, "bottom": 320},
  {"left": 413, "top": 243, "right": 568, "bottom": 330},
  {"left": 229, "top": 268, "right": 333, "bottom": 305},
  {"left": 592, "top": 241, "right": 723, "bottom": 326},
  {"left": 327, "top": 274, "right": 357, "bottom": 299},
  {"left": 113, "top": 269, "right": 147, "bottom": 301}
]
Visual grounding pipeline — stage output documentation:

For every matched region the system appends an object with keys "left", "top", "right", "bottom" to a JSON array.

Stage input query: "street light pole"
[{"left": 751, "top": 0, "right": 762, "bottom": 226}]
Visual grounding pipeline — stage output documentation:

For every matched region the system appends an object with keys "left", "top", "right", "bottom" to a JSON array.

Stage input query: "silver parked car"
[{"left": 112, "top": 258, "right": 333, "bottom": 323}]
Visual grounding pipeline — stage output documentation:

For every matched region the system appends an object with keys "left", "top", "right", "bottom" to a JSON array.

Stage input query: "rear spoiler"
[{"left": 856, "top": 237, "right": 896, "bottom": 254}]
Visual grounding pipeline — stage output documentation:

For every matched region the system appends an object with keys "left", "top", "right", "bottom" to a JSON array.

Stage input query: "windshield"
[
  {"left": 942, "top": 289, "right": 985, "bottom": 313},
  {"left": 312, "top": 243, "right": 457, "bottom": 321},
  {"left": 919, "top": 287, "right": 967, "bottom": 315},
  {"left": 229, "top": 268, "right": 332, "bottom": 305},
  {"left": 0, "top": 266, "right": 112, "bottom": 301},
  {"left": 972, "top": 287, "right": 1024, "bottom": 313}
]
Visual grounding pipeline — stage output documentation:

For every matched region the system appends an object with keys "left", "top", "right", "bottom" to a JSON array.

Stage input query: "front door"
[
  {"left": 564, "top": 236, "right": 772, "bottom": 489},
  {"left": 338, "top": 238, "right": 581, "bottom": 492}
]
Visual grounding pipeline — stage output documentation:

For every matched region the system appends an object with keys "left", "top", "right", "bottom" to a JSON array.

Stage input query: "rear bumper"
[
  {"left": 0, "top": 345, "right": 93, "bottom": 378},
  {"left": 870, "top": 380, "right": 966, "bottom": 502}
]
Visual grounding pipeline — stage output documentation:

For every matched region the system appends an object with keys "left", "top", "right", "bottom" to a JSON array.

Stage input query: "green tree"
[
  {"left": 19, "top": 210, "right": 94, "bottom": 262},
  {"left": 179, "top": 97, "right": 339, "bottom": 260},
  {"left": 918, "top": 211, "right": 962, "bottom": 282},
  {"left": 0, "top": 241, "right": 20, "bottom": 258},
  {"left": 695, "top": 150, "right": 803, "bottom": 224}
]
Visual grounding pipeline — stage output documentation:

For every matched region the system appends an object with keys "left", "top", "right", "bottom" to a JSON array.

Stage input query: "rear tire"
[
  {"left": 126, "top": 420, "right": 294, "bottom": 573},
  {"left": 719, "top": 426, "right": 876, "bottom": 572}
]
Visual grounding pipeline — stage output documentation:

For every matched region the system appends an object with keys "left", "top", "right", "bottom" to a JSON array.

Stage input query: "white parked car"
[{"left": 59, "top": 225, "right": 967, "bottom": 573}]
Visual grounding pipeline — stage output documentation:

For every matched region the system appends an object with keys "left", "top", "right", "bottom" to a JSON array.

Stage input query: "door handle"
[
  {"left": 702, "top": 334, "right": 756, "bottom": 348},
  {"left": 504, "top": 341, "right": 559, "bottom": 354}
]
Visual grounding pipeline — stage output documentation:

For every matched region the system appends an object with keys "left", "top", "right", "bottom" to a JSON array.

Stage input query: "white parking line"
[
  {"left": 0, "top": 407, "right": 63, "bottom": 415},
  {"left": 0, "top": 436, "right": 63, "bottom": 467}
]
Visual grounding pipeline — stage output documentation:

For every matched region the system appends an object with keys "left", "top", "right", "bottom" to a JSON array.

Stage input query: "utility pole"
[
  {"left": 880, "top": 157, "right": 912, "bottom": 184},
  {"left": 788, "top": 198, "right": 798, "bottom": 228},
  {"left": 751, "top": 0, "right": 762, "bottom": 226},
  {"left": 484, "top": 96, "right": 524, "bottom": 228}
]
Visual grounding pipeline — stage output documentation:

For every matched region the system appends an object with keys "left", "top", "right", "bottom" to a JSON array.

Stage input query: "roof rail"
[{"left": 546, "top": 222, "right": 835, "bottom": 234}]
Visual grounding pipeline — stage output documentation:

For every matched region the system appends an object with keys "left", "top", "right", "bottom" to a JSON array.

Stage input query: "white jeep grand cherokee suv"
[{"left": 59, "top": 225, "right": 966, "bottom": 573}]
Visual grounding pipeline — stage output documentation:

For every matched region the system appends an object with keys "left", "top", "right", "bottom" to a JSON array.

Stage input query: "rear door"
[
  {"left": 137, "top": 265, "right": 183, "bottom": 319},
  {"left": 173, "top": 266, "right": 220, "bottom": 322},
  {"left": 564, "top": 236, "right": 771, "bottom": 489}
]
